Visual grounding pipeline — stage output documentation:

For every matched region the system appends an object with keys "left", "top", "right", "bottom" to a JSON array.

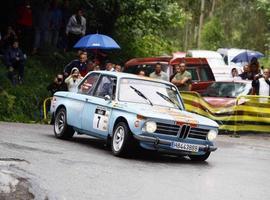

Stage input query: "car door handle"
[{"left": 85, "top": 98, "right": 89, "bottom": 102}]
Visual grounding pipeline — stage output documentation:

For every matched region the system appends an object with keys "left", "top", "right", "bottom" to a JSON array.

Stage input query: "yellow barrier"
[
  {"left": 180, "top": 92, "right": 270, "bottom": 133},
  {"left": 43, "top": 97, "right": 53, "bottom": 124}
]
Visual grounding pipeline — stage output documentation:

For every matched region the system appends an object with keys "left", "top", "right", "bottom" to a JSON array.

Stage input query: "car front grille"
[
  {"left": 156, "top": 122, "right": 179, "bottom": 136},
  {"left": 188, "top": 127, "right": 208, "bottom": 140},
  {"left": 155, "top": 122, "right": 208, "bottom": 140}
]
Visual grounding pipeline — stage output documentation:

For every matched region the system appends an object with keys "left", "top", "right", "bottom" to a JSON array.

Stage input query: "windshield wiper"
[
  {"left": 130, "top": 86, "right": 153, "bottom": 106},
  {"left": 156, "top": 91, "right": 181, "bottom": 110}
]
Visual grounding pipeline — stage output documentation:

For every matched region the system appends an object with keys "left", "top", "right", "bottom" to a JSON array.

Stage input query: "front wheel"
[
  {"left": 189, "top": 152, "right": 211, "bottom": 162},
  {"left": 54, "top": 108, "right": 74, "bottom": 139},
  {"left": 111, "top": 122, "right": 132, "bottom": 157}
]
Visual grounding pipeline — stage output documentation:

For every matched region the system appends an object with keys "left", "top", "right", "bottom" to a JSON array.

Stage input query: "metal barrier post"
[{"left": 43, "top": 97, "right": 52, "bottom": 124}]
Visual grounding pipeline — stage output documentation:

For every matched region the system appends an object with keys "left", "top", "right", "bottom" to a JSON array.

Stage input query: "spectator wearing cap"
[{"left": 149, "top": 63, "right": 168, "bottom": 81}]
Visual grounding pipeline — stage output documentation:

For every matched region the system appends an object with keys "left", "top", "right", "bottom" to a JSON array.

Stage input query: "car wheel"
[
  {"left": 189, "top": 152, "right": 211, "bottom": 162},
  {"left": 54, "top": 108, "right": 74, "bottom": 139},
  {"left": 111, "top": 122, "right": 132, "bottom": 157}
]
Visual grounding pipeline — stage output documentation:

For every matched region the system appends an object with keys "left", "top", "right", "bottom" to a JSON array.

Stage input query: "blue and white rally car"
[{"left": 51, "top": 71, "right": 219, "bottom": 161}]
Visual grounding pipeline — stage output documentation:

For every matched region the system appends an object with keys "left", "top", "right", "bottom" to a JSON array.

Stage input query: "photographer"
[
  {"left": 65, "top": 67, "right": 83, "bottom": 92},
  {"left": 47, "top": 73, "right": 67, "bottom": 96}
]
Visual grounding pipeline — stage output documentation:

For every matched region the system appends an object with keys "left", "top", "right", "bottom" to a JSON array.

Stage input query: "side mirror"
[{"left": 104, "top": 95, "right": 111, "bottom": 101}]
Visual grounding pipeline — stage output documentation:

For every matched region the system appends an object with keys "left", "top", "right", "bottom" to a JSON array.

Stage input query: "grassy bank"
[{"left": 0, "top": 52, "right": 75, "bottom": 123}]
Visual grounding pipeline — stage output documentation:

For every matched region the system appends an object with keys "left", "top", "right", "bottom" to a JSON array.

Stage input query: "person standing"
[
  {"left": 149, "top": 63, "right": 168, "bottom": 81},
  {"left": 48, "top": 0, "right": 62, "bottom": 47},
  {"left": 252, "top": 68, "right": 270, "bottom": 96},
  {"left": 171, "top": 63, "right": 192, "bottom": 91},
  {"left": 66, "top": 8, "right": 86, "bottom": 51},
  {"left": 4, "top": 41, "right": 26, "bottom": 85}
]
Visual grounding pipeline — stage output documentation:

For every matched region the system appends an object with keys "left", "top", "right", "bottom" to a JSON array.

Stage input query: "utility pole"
[{"left": 198, "top": 0, "right": 205, "bottom": 48}]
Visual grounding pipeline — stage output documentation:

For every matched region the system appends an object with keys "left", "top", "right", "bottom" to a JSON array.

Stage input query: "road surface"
[{"left": 0, "top": 122, "right": 269, "bottom": 200}]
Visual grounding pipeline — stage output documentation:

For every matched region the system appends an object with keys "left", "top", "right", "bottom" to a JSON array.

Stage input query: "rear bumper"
[{"left": 133, "top": 134, "right": 217, "bottom": 152}]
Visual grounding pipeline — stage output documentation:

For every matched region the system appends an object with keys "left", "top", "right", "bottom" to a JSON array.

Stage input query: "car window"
[
  {"left": 78, "top": 73, "right": 100, "bottom": 95},
  {"left": 186, "top": 68, "right": 199, "bottom": 81},
  {"left": 124, "top": 64, "right": 169, "bottom": 76},
  {"left": 199, "top": 67, "right": 214, "bottom": 81},
  {"left": 93, "top": 75, "right": 117, "bottom": 99}
]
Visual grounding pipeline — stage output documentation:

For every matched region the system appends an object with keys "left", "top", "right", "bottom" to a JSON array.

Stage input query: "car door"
[{"left": 81, "top": 74, "right": 117, "bottom": 139}]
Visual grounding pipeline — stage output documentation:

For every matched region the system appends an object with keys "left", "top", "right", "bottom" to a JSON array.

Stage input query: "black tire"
[
  {"left": 54, "top": 108, "right": 74, "bottom": 139},
  {"left": 189, "top": 152, "right": 211, "bottom": 162},
  {"left": 111, "top": 122, "right": 133, "bottom": 157}
]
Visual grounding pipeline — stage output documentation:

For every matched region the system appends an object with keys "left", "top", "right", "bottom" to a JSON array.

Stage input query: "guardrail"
[{"left": 180, "top": 91, "right": 270, "bottom": 133}]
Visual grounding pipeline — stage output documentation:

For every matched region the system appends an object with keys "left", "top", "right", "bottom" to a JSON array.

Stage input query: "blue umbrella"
[
  {"left": 74, "top": 33, "right": 120, "bottom": 49},
  {"left": 231, "top": 50, "right": 264, "bottom": 63}
]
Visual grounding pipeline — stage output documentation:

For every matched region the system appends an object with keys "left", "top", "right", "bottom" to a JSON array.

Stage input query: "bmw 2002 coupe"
[{"left": 51, "top": 71, "right": 219, "bottom": 161}]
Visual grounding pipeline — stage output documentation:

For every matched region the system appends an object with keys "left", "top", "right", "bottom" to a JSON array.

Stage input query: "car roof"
[{"left": 187, "top": 50, "right": 223, "bottom": 59}]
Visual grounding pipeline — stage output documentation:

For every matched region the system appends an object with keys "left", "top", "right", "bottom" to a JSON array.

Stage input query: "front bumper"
[{"left": 133, "top": 134, "right": 217, "bottom": 153}]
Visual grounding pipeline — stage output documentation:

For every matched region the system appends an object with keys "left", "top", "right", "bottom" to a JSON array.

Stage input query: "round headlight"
[
  {"left": 145, "top": 121, "right": 157, "bottom": 133},
  {"left": 207, "top": 130, "right": 218, "bottom": 141}
]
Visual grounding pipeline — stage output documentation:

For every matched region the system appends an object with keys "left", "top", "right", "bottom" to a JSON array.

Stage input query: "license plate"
[{"left": 171, "top": 142, "right": 199, "bottom": 152}]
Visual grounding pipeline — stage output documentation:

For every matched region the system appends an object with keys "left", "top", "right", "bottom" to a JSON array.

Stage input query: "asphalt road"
[{"left": 0, "top": 122, "right": 269, "bottom": 200}]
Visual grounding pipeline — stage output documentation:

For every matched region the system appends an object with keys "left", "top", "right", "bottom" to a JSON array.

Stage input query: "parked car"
[
  {"left": 124, "top": 56, "right": 215, "bottom": 93},
  {"left": 201, "top": 80, "right": 252, "bottom": 107},
  {"left": 186, "top": 50, "right": 231, "bottom": 81},
  {"left": 50, "top": 71, "right": 219, "bottom": 161},
  {"left": 217, "top": 48, "right": 246, "bottom": 73}
]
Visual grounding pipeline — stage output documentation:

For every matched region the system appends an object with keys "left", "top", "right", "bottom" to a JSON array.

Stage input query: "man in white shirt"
[
  {"left": 252, "top": 68, "right": 270, "bottom": 103},
  {"left": 149, "top": 63, "right": 168, "bottom": 81}
]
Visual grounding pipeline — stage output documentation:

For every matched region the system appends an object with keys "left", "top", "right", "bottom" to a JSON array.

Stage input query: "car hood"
[
  {"left": 116, "top": 102, "right": 219, "bottom": 128},
  {"left": 203, "top": 97, "right": 236, "bottom": 107}
]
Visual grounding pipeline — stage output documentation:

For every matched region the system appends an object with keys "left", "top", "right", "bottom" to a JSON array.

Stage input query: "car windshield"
[
  {"left": 203, "top": 82, "right": 249, "bottom": 98},
  {"left": 119, "top": 78, "right": 183, "bottom": 109}
]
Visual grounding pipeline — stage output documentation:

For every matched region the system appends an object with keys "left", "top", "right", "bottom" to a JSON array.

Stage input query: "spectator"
[
  {"left": 115, "top": 64, "right": 122, "bottom": 72},
  {"left": 48, "top": 0, "right": 62, "bottom": 47},
  {"left": 32, "top": 0, "right": 50, "bottom": 55},
  {"left": 4, "top": 41, "right": 26, "bottom": 85},
  {"left": 47, "top": 73, "right": 67, "bottom": 96},
  {"left": 16, "top": 0, "right": 33, "bottom": 52},
  {"left": 66, "top": 8, "right": 86, "bottom": 51},
  {"left": 106, "top": 63, "right": 115, "bottom": 71},
  {"left": 63, "top": 52, "right": 88, "bottom": 77},
  {"left": 59, "top": 0, "right": 72, "bottom": 51},
  {"left": 231, "top": 68, "right": 242, "bottom": 81},
  {"left": 93, "top": 65, "right": 100, "bottom": 71},
  {"left": 248, "top": 57, "right": 260, "bottom": 80},
  {"left": 149, "top": 63, "right": 168, "bottom": 81},
  {"left": 65, "top": 67, "right": 83, "bottom": 92},
  {"left": 171, "top": 63, "right": 192, "bottom": 91},
  {"left": 239, "top": 65, "right": 251, "bottom": 80},
  {"left": 251, "top": 68, "right": 270, "bottom": 96},
  {"left": 138, "top": 70, "right": 146, "bottom": 76},
  {"left": 1, "top": 26, "right": 18, "bottom": 51}
]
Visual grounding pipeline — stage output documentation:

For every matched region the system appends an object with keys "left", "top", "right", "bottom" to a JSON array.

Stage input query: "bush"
[{"left": 0, "top": 51, "right": 74, "bottom": 123}]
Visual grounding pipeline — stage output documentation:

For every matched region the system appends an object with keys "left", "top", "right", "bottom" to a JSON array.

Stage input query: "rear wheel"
[
  {"left": 111, "top": 122, "right": 133, "bottom": 157},
  {"left": 54, "top": 108, "right": 74, "bottom": 139},
  {"left": 189, "top": 152, "right": 211, "bottom": 162}
]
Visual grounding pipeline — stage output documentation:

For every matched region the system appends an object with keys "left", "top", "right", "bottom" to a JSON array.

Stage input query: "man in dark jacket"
[
  {"left": 47, "top": 73, "right": 67, "bottom": 96},
  {"left": 63, "top": 52, "right": 88, "bottom": 77},
  {"left": 4, "top": 41, "right": 26, "bottom": 85}
]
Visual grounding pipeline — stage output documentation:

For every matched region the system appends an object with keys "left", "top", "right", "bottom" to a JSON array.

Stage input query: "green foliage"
[
  {"left": 114, "top": 0, "right": 186, "bottom": 58},
  {"left": 201, "top": 17, "right": 225, "bottom": 50},
  {"left": 0, "top": 51, "right": 74, "bottom": 122}
]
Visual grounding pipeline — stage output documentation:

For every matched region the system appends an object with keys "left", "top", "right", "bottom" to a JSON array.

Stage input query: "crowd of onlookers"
[
  {"left": 0, "top": 0, "right": 89, "bottom": 85},
  {"left": 47, "top": 50, "right": 123, "bottom": 96}
]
